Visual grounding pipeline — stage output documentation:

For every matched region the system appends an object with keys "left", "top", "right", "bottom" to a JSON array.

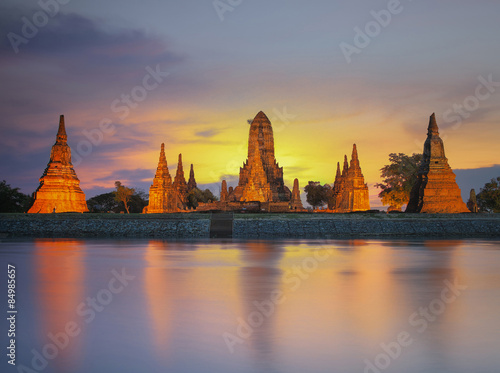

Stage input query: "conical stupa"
[
  {"left": 290, "top": 178, "right": 304, "bottom": 210},
  {"left": 187, "top": 164, "right": 197, "bottom": 192},
  {"left": 406, "top": 113, "right": 469, "bottom": 213},
  {"left": 173, "top": 154, "right": 188, "bottom": 205},
  {"left": 28, "top": 115, "right": 88, "bottom": 213},
  {"left": 144, "top": 143, "right": 180, "bottom": 213},
  {"left": 331, "top": 145, "right": 370, "bottom": 212}
]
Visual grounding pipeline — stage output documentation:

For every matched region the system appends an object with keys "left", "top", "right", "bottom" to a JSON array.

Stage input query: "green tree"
[
  {"left": 113, "top": 181, "right": 135, "bottom": 214},
  {"left": 0, "top": 180, "right": 33, "bottom": 213},
  {"left": 186, "top": 188, "right": 218, "bottom": 209},
  {"left": 128, "top": 189, "right": 148, "bottom": 213},
  {"left": 87, "top": 189, "right": 148, "bottom": 213},
  {"left": 477, "top": 177, "right": 500, "bottom": 213},
  {"left": 304, "top": 182, "right": 330, "bottom": 210},
  {"left": 87, "top": 192, "right": 116, "bottom": 213},
  {"left": 375, "top": 153, "right": 422, "bottom": 211}
]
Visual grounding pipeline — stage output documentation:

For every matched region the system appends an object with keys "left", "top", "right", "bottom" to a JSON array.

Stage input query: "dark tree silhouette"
[
  {"left": 477, "top": 177, "right": 500, "bottom": 213},
  {"left": 375, "top": 153, "right": 422, "bottom": 211}
]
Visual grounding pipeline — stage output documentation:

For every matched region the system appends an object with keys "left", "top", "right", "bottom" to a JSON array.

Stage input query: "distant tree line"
[
  {"left": 0, "top": 180, "right": 32, "bottom": 213},
  {"left": 87, "top": 184, "right": 149, "bottom": 214},
  {"left": 87, "top": 181, "right": 218, "bottom": 213}
]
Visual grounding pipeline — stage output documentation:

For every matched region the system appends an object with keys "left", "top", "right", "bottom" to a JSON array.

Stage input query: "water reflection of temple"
[
  {"left": 237, "top": 241, "right": 285, "bottom": 372},
  {"left": 34, "top": 239, "right": 85, "bottom": 372},
  {"left": 143, "top": 241, "right": 176, "bottom": 355}
]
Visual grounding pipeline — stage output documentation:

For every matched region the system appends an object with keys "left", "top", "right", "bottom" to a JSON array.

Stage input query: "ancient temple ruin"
[
  {"left": 290, "top": 178, "right": 304, "bottom": 211},
  {"left": 467, "top": 189, "right": 479, "bottom": 213},
  {"left": 28, "top": 115, "right": 88, "bottom": 213},
  {"left": 406, "top": 113, "right": 469, "bottom": 213},
  {"left": 143, "top": 145, "right": 192, "bottom": 213},
  {"left": 173, "top": 154, "right": 188, "bottom": 204},
  {"left": 329, "top": 144, "right": 370, "bottom": 212},
  {"left": 187, "top": 164, "right": 197, "bottom": 192},
  {"left": 229, "top": 111, "right": 291, "bottom": 203},
  {"left": 199, "top": 111, "right": 301, "bottom": 212}
]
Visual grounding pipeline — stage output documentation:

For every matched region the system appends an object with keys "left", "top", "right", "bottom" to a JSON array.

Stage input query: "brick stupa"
[
  {"left": 290, "top": 178, "right": 304, "bottom": 211},
  {"left": 144, "top": 143, "right": 180, "bottom": 213},
  {"left": 187, "top": 164, "right": 197, "bottom": 192},
  {"left": 220, "top": 180, "right": 228, "bottom": 202},
  {"left": 406, "top": 113, "right": 469, "bottom": 213},
  {"left": 331, "top": 145, "right": 370, "bottom": 212},
  {"left": 28, "top": 115, "right": 88, "bottom": 213},
  {"left": 173, "top": 154, "right": 188, "bottom": 204},
  {"left": 228, "top": 111, "right": 291, "bottom": 202}
]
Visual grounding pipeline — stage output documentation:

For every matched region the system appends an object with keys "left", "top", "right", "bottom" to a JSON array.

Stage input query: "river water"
[{"left": 1, "top": 239, "right": 500, "bottom": 373}]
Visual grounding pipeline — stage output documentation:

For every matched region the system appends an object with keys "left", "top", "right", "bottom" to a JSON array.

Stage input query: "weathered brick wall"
[
  {"left": 1, "top": 214, "right": 499, "bottom": 239},
  {"left": 0, "top": 215, "right": 211, "bottom": 238},
  {"left": 233, "top": 215, "right": 500, "bottom": 238}
]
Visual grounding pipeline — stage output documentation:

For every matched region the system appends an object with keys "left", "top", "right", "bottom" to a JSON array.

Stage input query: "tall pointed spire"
[
  {"left": 56, "top": 115, "right": 67, "bottom": 144},
  {"left": 331, "top": 162, "right": 344, "bottom": 212},
  {"left": 154, "top": 143, "right": 171, "bottom": 182},
  {"left": 428, "top": 112, "right": 439, "bottom": 135},
  {"left": 187, "top": 164, "right": 197, "bottom": 192},
  {"left": 349, "top": 144, "right": 362, "bottom": 177},
  {"left": 174, "top": 154, "right": 186, "bottom": 184},
  {"left": 335, "top": 162, "right": 341, "bottom": 180},
  {"left": 342, "top": 155, "right": 349, "bottom": 175},
  {"left": 160, "top": 143, "right": 167, "bottom": 165},
  {"left": 351, "top": 144, "right": 359, "bottom": 162},
  {"left": 173, "top": 153, "right": 187, "bottom": 203}
]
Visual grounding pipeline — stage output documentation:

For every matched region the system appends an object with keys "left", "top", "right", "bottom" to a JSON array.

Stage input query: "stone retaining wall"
[
  {"left": 232, "top": 217, "right": 500, "bottom": 238},
  {"left": 0, "top": 214, "right": 499, "bottom": 239},
  {"left": 0, "top": 215, "right": 211, "bottom": 238}
]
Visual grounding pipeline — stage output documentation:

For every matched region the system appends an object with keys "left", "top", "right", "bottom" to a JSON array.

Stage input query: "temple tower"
[
  {"left": 330, "top": 162, "right": 342, "bottom": 210},
  {"left": 290, "top": 178, "right": 304, "bottom": 210},
  {"left": 220, "top": 180, "right": 228, "bottom": 202},
  {"left": 343, "top": 144, "right": 370, "bottom": 212},
  {"left": 467, "top": 189, "right": 479, "bottom": 213},
  {"left": 406, "top": 114, "right": 469, "bottom": 213},
  {"left": 28, "top": 115, "right": 88, "bottom": 213},
  {"left": 331, "top": 145, "right": 370, "bottom": 212},
  {"left": 228, "top": 111, "right": 291, "bottom": 202},
  {"left": 187, "top": 164, "right": 197, "bottom": 192},
  {"left": 144, "top": 143, "right": 179, "bottom": 213}
]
